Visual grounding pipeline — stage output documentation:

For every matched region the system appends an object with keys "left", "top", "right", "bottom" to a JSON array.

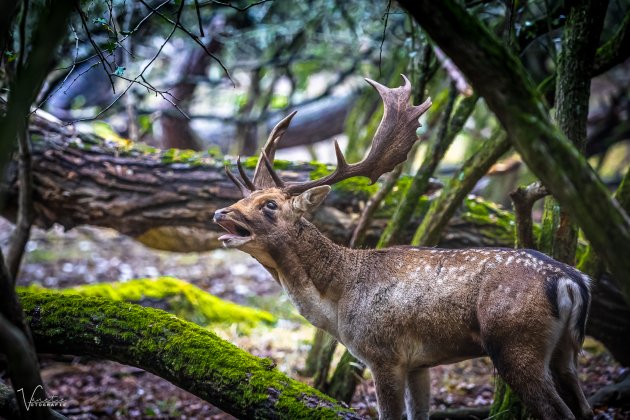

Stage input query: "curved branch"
[{"left": 19, "top": 290, "right": 363, "bottom": 419}]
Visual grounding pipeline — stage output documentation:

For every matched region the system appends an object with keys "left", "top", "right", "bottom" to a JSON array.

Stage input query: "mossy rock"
[{"left": 20, "top": 277, "right": 275, "bottom": 329}]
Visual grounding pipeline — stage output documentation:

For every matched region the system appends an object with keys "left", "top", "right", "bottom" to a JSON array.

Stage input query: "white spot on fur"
[
  {"left": 495, "top": 255, "right": 503, "bottom": 262},
  {"left": 506, "top": 256, "right": 514, "bottom": 265}
]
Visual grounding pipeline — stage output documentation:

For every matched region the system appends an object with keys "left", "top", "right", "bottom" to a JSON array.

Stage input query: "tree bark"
[
  {"left": 399, "top": 0, "right": 630, "bottom": 306},
  {"left": 1, "top": 119, "right": 505, "bottom": 252},
  {"left": 18, "top": 290, "right": 364, "bottom": 419},
  {"left": 541, "top": 0, "right": 608, "bottom": 266}
]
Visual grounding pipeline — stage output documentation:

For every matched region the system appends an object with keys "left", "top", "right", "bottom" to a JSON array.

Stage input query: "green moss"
[
  {"left": 21, "top": 277, "right": 275, "bottom": 328},
  {"left": 309, "top": 163, "right": 378, "bottom": 197},
  {"left": 460, "top": 196, "right": 518, "bottom": 245},
  {"left": 160, "top": 148, "right": 209, "bottom": 166},
  {"left": 241, "top": 157, "right": 292, "bottom": 170},
  {"left": 17, "top": 290, "right": 358, "bottom": 418}
]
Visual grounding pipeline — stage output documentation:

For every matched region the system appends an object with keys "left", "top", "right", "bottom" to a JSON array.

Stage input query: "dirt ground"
[{"left": 1, "top": 220, "right": 628, "bottom": 419}]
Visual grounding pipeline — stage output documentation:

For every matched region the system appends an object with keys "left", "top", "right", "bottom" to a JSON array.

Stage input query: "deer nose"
[{"left": 213, "top": 207, "right": 232, "bottom": 222}]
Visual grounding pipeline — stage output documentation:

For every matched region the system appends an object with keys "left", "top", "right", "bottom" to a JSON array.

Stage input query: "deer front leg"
[
  {"left": 371, "top": 364, "right": 406, "bottom": 420},
  {"left": 405, "top": 368, "right": 430, "bottom": 420}
]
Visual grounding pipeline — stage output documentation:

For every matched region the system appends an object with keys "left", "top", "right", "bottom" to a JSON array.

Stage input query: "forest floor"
[{"left": 2, "top": 220, "right": 628, "bottom": 419}]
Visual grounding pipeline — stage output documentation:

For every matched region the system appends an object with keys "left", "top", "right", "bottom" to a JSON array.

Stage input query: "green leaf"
[
  {"left": 93, "top": 17, "right": 107, "bottom": 25},
  {"left": 114, "top": 66, "right": 126, "bottom": 76},
  {"left": 103, "top": 40, "right": 117, "bottom": 54}
]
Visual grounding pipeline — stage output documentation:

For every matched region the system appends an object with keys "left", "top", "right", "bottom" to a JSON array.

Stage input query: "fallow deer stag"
[{"left": 214, "top": 75, "right": 592, "bottom": 420}]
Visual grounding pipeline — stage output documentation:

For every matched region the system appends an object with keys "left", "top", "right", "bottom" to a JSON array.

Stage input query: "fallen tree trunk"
[
  {"left": 2, "top": 116, "right": 500, "bottom": 252},
  {"left": 19, "top": 290, "right": 363, "bottom": 419}
]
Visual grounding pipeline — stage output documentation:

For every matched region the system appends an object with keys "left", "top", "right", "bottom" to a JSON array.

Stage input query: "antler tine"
[
  {"left": 261, "top": 151, "right": 285, "bottom": 188},
  {"left": 284, "top": 75, "right": 432, "bottom": 195},
  {"left": 236, "top": 156, "right": 256, "bottom": 191},
  {"left": 252, "top": 111, "right": 298, "bottom": 188},
  {"left": 225, "top": 163, "right": 252, "bottom": 197}
]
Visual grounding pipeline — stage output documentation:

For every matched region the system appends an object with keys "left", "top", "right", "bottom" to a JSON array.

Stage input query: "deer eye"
[{"left": 264, "top": 201, "right": 278, "bottom": 210}]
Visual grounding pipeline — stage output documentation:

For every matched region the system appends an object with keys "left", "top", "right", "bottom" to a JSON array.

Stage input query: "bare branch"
[
  {"left": 379, "top": 0, "right": 393, "bottom": 76},
  {"left": 31, "top": 23, "right": 80, "bottom": 113},
  {"left": 6, "top": 128, "right": 34, "bottom": 281},
  {"left": 194, "top": 0, "right": 204, "bottom": 37},
  {"left": 70, "top": 0, "right": 189, "bottom": 124},
  {"left": 433, "top": 46, "right": 473, "bottom": 97},
  {"left": 76, "top": 5, "right": 117, "bottom": 94},
  {"left": 350, "top": 164, "right": 402, "bottom": 248},
  {"left": 510, "top": 182, "right": 549, "bottom": 249},
  {"left": 138, "top": 0, "right": 234, "bottom": 86}
]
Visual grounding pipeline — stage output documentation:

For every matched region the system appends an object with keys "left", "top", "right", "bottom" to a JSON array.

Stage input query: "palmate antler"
[{"left": 226, "top": 75, "right": 432, "bottom": 196}]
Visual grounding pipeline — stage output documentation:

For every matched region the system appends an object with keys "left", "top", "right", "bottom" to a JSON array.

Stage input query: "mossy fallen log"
[
  {"left": 18, "top": 290, "right": 363, "bottom": 419},
  {"left": 21, "top": 277, "right": 275, "bottom": 328}
]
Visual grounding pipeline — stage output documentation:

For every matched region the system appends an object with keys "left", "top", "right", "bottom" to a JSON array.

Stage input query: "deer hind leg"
[
  {"left": 550, "top": 334, "right": 592, "bottom": 419},
  {"left": 370, "top": 363, "right": 406, "bottom": 420},
  {"left": 405, "top": 368, "right": 430, "bottom": 420},
  {"left": 484, "top": 337, "right": 576, "bottom": 420}
]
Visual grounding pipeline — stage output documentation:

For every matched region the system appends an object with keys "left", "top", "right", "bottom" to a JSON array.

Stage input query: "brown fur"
[{"left": 214, "top": 187, "right": 592, "bottom": 420}]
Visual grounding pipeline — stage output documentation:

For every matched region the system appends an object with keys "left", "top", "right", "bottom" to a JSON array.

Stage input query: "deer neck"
[{"left": 254, "top": 219, "right": 356, "bottom": 334}]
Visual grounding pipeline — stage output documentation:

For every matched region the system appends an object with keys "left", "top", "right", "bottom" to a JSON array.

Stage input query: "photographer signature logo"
[{"left": 17, "top": 386, "right": 67, "bottom": 411}]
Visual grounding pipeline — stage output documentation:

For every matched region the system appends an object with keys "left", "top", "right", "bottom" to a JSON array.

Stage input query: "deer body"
[{"left": 215, "top": 77, "right": 592, "bottom": 419}]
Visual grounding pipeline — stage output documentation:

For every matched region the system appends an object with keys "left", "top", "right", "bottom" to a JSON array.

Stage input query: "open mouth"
[{"left": 216, "top": 219, "right": 251, "bottom": 241}]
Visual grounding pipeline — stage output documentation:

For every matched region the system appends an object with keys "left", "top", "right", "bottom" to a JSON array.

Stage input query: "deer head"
[{"left": 214, "top": 75, "right": 432, "bottom": 253}]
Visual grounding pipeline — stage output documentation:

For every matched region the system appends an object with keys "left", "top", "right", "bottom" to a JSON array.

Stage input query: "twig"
[
  {"left": 350, "top": 164, "right": 402, "bottom": 248},
  {"left": 433, "top": 46, "right": 473, "bottom": 96},
  {"left": 510, "top": 181, "right": 549, "bottom": 249},
  {"left": 138, "top": 0, "right": 234, "bottom": 86},
  {"left": 31, "top": 23, "right": 80, "bottom": 113},
  {"left": 194, "top": 0, "right": 204, "bottom": 37},
  {"left": 71, "top": 0, "right": 189, "bottom": 124},
  {"left": 379, "top": 0, "right": 392, "bottom": 76},
  {"left": 76, "top": 5, "right": 117, "bottom": 94}
]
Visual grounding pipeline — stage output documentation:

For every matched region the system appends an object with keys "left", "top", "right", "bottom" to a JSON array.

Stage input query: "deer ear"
[{"left": 292, "top": 186, "right": 331, "bottom": 214}]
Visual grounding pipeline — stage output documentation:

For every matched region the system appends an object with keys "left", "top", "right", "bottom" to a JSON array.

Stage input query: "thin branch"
[
  {"left": 70, "top": 0, "right": 189, "bottom": 124},
  {"left": 510, "top": 182, "right": 549, "bottom": 248},
  {"left": 433, "top": 46, "right": 473, "bottom": 97},
  {"left": 76, "top": 5, "right": 117, "bottom": 94},
  {"left": 138, "top": 0, "right": 234, "bottom": 86},
  {"left": 6, "top": 128, "right": 34, "bottom": 281},
  {"left": 350, "top": 164, "right": 402, "bottom": 248},
  {"left": 379, "top": 0, "right": 392, "bottom": 76},
  {"left": 31, "top": 24, "right": 80, "bottom": 114},
  {"left": 194, "top": 0, "right": 204, "bottom": 37}
]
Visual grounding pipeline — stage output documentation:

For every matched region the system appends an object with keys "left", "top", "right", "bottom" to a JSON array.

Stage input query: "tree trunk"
[
  {"left": 18, "top": 290, "right": 364, "bottom": 419},
  {"left": 2, "top": 117, "right": 507, "bottom": 252}
]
